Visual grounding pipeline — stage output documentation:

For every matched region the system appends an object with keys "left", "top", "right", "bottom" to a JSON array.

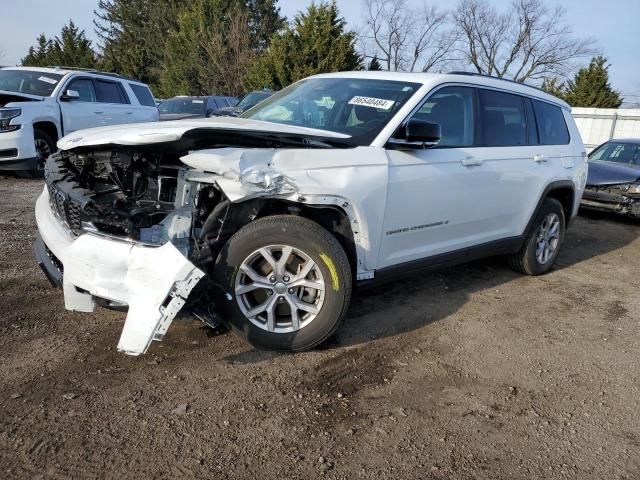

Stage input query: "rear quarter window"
[
  {"left": 532, "top": 100, "right": 570, "bottom": 145},
  {"left": 129, "top": 83, "right": 156, "bottom": 107}
]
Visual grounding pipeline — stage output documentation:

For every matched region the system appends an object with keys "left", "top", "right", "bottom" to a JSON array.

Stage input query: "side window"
[
  {"left": 413, "top": 86, "right": 474, "bottom": 147},
  {"left": 532, "top": 100, "right": 570, "bottom": 145},
  {"left": 96, "top": 80, "right": 129, "bottom": 104},
  {"left": 129, "top": 83, "right": 156, "bottom": 107},
  {"left": 478, "top": 89, "right": 526, "bottom": 146},
  {"left": 66, "top": 78, "right": 96, "bottom": 102}
]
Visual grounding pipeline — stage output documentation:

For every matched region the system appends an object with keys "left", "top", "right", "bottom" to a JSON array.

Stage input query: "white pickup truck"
[{"left": 0, "top": 66, "right": 159, "bottom": 176}]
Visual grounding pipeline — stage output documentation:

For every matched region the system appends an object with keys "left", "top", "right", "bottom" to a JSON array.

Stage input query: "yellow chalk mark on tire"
[{"left": 320, "top": 253, "right": 340, "bottom": 291}]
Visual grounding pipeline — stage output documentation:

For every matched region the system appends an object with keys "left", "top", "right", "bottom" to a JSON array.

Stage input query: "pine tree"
[
  {"left": 368, "top": 56, "right": 382, "bottom": 71},
  {"left": 159, "top": 0, "right": 284, "bottom": 97},
  {"left": 22, "top": 34, "right": 53, "bottom": 67},
  {"left": 244, "top": 1, "right": 362, "bottom": 90},
  {"left": 541, "top": 77, "right": 566, "bottom": 100},
  {"left": 22, "top": 22, "right": 95, "bottom": 68},
  {"left": 94, "top": 0, "right": 187, "bottom": 89},
  {"left": 48, "top": 21, "right": 96, "bottom": 68},
  {"left": 563, "top": 57, "right": 623, "bottom": 108}
]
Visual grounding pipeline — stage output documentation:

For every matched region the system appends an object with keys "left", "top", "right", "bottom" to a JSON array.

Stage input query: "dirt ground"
[{"left": 0, "top": 176, "right": 639, "bottom": 480}]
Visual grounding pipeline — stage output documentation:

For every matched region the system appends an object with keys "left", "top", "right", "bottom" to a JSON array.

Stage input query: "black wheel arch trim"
[{"left": 523, "top": 180, "right": 575, "bottom": 238}]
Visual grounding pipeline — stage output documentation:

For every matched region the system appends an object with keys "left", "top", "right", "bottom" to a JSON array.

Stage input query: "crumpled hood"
[
  {"left": 57, "top": 116, "right": 350, "bottom": 150},
  {"left": 0, "top": 90, "right": 44, "bottom": 107},
  {"left": 587, "top": 160, "right": 640, "bottom": 186}
]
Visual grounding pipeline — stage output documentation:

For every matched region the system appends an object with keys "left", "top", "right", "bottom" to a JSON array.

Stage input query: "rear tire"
[
  {"left": 27, "top": 129, "right": 56, "bottom": 178},
  {"left": 211, "top": 215, "right": 352, "bottom": 351},
  {"left": 509, "top": 198, "right": 565, "bottom": 275}
]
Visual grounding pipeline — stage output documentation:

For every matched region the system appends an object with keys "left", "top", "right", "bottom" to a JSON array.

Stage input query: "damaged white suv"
[{"left": 34, "top": 72, "right": 587, "bottom": 355}]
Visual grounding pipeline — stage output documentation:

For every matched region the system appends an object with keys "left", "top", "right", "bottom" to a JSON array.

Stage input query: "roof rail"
[
  {"left": 447, "top": 71, "right": 549, "bottom": 95},
  {"left": 48, "top": 66, "right": 123, "bottom": 79}
]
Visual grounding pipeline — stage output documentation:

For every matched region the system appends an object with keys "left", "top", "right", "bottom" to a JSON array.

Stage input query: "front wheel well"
[
  {"left": 255, "top": 200, "right": 358, "bottom": 277},
  {"left": 33, "top": 121, "right": 59, "bottom": 144}
]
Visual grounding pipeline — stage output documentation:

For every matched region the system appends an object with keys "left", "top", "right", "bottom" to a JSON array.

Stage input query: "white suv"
[
  {"left": 0, "top": 66, "right": 158, "bottom": 176},
  {"left": 34, "top": 71, "right": 587, "bottom": 355}
]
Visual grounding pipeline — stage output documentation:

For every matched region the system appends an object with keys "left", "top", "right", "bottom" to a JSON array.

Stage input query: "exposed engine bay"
[{"left": 47, "top": 149, "right": 187, "bottom": 238}]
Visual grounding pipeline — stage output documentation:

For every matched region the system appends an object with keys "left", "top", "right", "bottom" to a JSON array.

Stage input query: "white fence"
[{"left": 572, "top": 107, "right": 640, "bottom": 152}]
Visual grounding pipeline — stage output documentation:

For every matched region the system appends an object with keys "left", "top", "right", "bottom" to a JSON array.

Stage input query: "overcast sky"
[{"left": 1, "top": 0, "right": 638, "bottom": 101}]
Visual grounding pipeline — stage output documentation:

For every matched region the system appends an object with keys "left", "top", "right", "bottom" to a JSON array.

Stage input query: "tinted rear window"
[
  {"left": 130, "top": 83, "right": 156, "bottom": 107},
  {"left": 532, "top": 100, "right": 569, "bottom": 145},
  {"left": 96, "top": 80, "right": 129, "bottom": 104},
  {"left": 478, "top": 89, "right": 527, "bottom": 146}
]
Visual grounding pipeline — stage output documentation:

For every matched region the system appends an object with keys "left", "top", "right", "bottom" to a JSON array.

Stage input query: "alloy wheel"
[
  {"left": 234, "top": 245, "right": 326, "bottom": 333},
  {"left": 535, "top": 213, "right": 561, "bottom": 265}
]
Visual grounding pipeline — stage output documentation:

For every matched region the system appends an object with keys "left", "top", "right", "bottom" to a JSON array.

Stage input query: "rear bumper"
[{"left": 34, "top": 187, "right": 205, "bottom": 355}]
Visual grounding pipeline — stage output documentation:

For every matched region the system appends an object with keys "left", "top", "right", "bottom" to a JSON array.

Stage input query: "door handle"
[
  {"left": 125, "top": 111, "right": 133, "bottom": 115},
  {"left": 461, "top": 156, "right": 483, "bottom": 167},
  {"left": 534, "top": 154, "right": 547, "bottom": 163},
  {"left": 93, "top": 111, "right": 104, "bottom": 114}
]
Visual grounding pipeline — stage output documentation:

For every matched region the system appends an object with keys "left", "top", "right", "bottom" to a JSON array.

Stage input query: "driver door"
[
  {"left": 377, "top": 86, "right": 506, "bottom": 269},
  {"left": 59, "top": 77, "right": 103, "bottom": 135}
]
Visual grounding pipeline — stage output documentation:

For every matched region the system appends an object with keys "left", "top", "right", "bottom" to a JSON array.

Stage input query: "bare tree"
[
  {"left": 360, "top": 0, "right": 458, "bottom": 72},
  {"left": 199, "top": 10, "right": 256, "bottom": 96},
  {"left": 453, "top": 0, "right": 596, "bottom": 82}
]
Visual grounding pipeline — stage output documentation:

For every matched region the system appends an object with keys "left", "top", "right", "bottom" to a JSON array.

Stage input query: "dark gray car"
[
  {"left": 211, "top": 90, "right": 273, "bottom": 117},
  {"left": 159, "top": 96, "right": 237, "bottom": 121},
  {"left": 581, "top": 139, "right": 640, "bottom": 218}
]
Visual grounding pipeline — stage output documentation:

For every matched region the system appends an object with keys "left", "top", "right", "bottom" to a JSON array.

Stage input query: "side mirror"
[
  {"left": 61, "top": 89, "right": 80, "bottom": 101},
  {"left": 387, "top": 119, "right": 441, "bottom": 150}
]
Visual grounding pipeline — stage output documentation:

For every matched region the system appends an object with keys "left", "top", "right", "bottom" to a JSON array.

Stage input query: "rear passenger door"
[
  {"left": 94, "top": 79, "right": 133, "bottom": 126},
  {"left": 470, "top": 88, "right": 550, "bottom": 238}
]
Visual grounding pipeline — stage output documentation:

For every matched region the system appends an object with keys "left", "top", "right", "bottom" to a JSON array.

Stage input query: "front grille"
[
  {"left": 48, "top": 185, "right": 84, "bottom": 236},
  {"left": 45, "top": 244, "right": 64, "bottom": 275}
]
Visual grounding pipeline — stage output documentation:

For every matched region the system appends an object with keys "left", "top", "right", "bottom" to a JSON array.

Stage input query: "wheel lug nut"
[
  {"left": 266, "top": 290, "right": 273, "bottom": 296},
  {"left": 278, "top": 296, "right": 285, "bottom": 303},
  {"left": 288, "top": 288, "right": 295, "bottom": 294},
  {"left": 283, "top": 275, "right": 290, "bottom": 282},
  {"left": 270, "top": 276, "right": 276, "bottom": 283}
]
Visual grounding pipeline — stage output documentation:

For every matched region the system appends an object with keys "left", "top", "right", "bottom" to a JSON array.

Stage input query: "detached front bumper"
[
  {"left": 581, "top": 186, "right": 640, "bottom": 218},
  {"left": 34, "top": 188, "right": 205, "bottom": 355}
]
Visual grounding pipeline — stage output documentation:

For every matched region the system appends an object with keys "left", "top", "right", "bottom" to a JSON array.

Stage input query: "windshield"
[
  {"left": 242, "top": 78, "right": 421, "bottom": 146},
  {"left": 159, "top": 98, "right": 206, "bottom": 115},
  {"left": 0, "top": 69, "right": 64, "bottom": 97},
  {"left": 237, "top": 91, "right": 272, "bottom": 109},
  {"left": 589, "top": 142, "right": 640, "bottom": 166}
]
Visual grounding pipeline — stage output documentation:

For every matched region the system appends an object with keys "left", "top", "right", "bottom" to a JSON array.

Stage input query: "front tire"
[
  {"left": 509, "top": 198, "right": 565, "bottom": 275},
  {"left": 27, "top": 129, "right": 56, "bottom": 178},
  {"left": 211, "top": 215, "right": 352, "bottom": 351}
]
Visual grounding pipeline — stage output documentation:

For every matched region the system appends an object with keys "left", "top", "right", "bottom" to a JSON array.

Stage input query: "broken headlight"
[
  {"left": 0, "top": 108, "right": 21, "bottom": 133},
  {"left": 626, "top": 183, "right": 640, "bottom": 195}
]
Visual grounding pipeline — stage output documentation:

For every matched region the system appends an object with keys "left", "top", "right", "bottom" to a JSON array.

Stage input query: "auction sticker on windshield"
[
  {"left": 38, "top": 76, "right": 59, "bottom": 85},
  {"left": 348, "top": 96, "right": 395, "bottom": 110}
]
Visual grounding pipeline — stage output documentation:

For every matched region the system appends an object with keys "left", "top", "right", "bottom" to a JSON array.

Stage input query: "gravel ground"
[{"left": 0, "top": 176, "right": 639, "bottom": 480}]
